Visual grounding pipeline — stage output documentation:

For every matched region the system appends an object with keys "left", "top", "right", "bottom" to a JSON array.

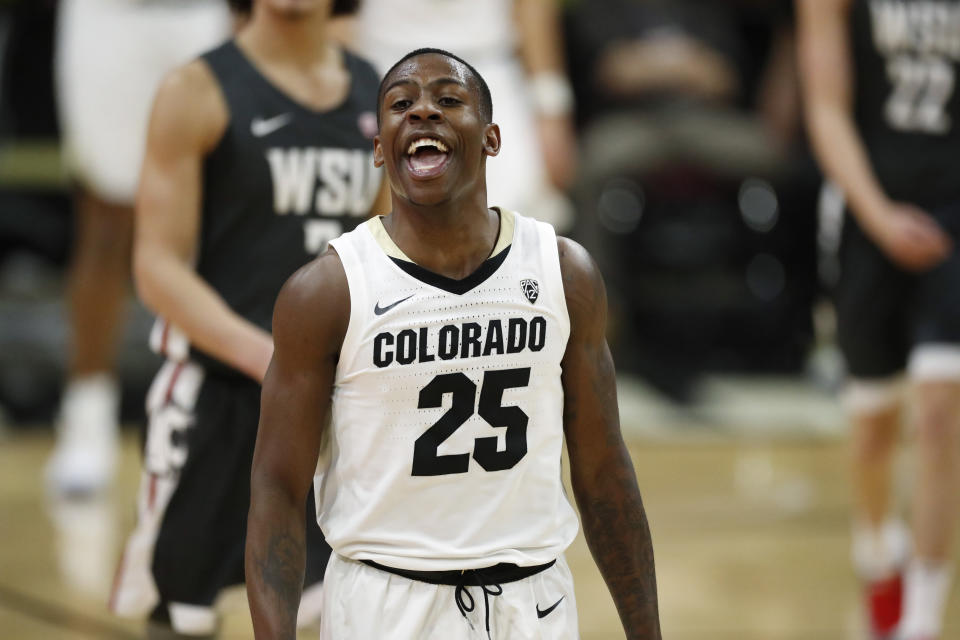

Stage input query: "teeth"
[{"left": 406, "top": 138, "right": 449, "bottom": 155}]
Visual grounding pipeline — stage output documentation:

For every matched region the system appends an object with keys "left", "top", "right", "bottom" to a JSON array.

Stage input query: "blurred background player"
[
  {"left": 107, "top": 0, "right": 385, "bottom": 636},
  {"left": 47, "top": 0, "right": 231, "bottom": 496},
  {"left": 342, "top": 0, "right": 577, "bottom": 230},
  {"left": 799, "top": 1, "right": 960, "bottom": 638}
]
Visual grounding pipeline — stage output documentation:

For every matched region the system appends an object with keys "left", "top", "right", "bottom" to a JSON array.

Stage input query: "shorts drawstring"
[{"left": 454, "top": 569, "right": 503, "bottom": 640}]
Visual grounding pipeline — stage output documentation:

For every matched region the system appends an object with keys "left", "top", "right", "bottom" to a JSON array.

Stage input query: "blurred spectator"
[
  {"left": 567, "top": 0, "right": 793, "bottom": 195},
  {"left": 565, "top": 0, "right": 817, "bottom": 399},
  {"left": 47, "top": 0, "right": 230, "bottom": 496},
  {"left": 346, "top": 0, "right": 577, "bottom": 230}
]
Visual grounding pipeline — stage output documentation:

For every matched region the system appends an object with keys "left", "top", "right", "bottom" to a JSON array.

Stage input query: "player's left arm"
[{"left": 558, "top": 237, "right": 661, "bottom": 640}]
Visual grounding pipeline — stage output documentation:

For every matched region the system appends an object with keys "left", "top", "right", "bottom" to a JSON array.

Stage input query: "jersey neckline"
[
  {"left": 226, "top": 39, "right": 361, "bottom": 118},
  {"left": 365, "top": 207, "right": 516, "bottom": 295}
]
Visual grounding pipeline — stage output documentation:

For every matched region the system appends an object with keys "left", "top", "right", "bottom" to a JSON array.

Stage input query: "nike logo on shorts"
[
  {"left": 251, "top": 113, "right": 293, "bottom": 137},
  {"left": 374, "top": 294, "right": 414, "bottom": 315},
  {"left": 536, "top": 595, "right": 564, "bottom": 619}
]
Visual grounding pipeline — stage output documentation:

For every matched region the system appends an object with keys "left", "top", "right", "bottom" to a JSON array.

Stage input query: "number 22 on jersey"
[{"left": 885, "top": 54, "right": 955, "bottom": 134}]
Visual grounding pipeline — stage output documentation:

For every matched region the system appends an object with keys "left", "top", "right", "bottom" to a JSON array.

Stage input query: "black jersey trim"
[{"left": 389, "top": 247, "right": 511, "bottom": 295}]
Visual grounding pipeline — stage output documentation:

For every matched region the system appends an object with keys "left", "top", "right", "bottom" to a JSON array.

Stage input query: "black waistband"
[{"left": 360, "top": 559, "right": 555, "bottom": 586}]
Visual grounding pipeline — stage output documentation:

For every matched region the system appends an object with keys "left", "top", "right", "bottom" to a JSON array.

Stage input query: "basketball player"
[
  {"left": 246, "top": 49, "right": 661, "bottom": 639},
  {"left": 798, "top": 2, "right": 960, "bottom": 639},
  {"left": 108, "top": 0, "right": 387, "bottom": 637},
  {"left": 48, "top": 0, "right": 231, "bottom": 496}
]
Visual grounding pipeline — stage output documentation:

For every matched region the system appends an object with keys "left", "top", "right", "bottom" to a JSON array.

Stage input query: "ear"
[
  {"left": 373, "top": 135, "right": 385, "bottom": 168},
  {"left": 482, "top": 123, "right": 501, "bottom": 158}
]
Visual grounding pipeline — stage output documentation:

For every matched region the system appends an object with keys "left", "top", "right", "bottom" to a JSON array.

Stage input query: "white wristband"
[{"left": 529, "top": 72, "right": 574, "bottom": 116}]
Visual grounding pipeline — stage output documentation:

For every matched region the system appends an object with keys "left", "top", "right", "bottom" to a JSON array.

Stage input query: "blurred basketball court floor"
[{"left": 0, "top": 376, "right": 957, "bottom": 639}]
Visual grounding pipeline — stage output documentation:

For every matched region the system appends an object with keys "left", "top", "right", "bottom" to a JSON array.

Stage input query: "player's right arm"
[
  {"left": 133, "top": 60, "right": 274, "bottom": 381},
  {"left": 246, "top": 252, "right": 348, "bottom": 640},
  {"left": 797, "top": 0, "right": 951, "bottom": 271}
]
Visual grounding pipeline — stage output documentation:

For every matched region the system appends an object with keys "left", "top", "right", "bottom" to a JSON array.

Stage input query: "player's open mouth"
[{"left": 405, "top": 137, "right": 450, "bottom": 179}]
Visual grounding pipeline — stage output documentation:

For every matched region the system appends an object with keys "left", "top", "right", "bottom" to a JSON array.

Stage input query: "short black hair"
[
  {"left": 377, "top": 48, "right": 493, "bottom": 127},
  {"left": 227, "top": 0, "right": 359, "bottom": 16}
]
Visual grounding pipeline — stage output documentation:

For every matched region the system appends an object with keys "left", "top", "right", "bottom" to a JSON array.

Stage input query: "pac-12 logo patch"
[{"left": 520, "top": 278, "right": 539, "bottom": 304}]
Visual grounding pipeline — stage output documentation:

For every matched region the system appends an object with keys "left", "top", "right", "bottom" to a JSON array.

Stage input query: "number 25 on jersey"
[{"left": 413, "top": 368, "right": 530, "bottom": 477}]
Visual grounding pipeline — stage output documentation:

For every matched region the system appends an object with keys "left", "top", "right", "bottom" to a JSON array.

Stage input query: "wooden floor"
[{"left": 0, "top": 427, "right": 957, "bottom": 639}]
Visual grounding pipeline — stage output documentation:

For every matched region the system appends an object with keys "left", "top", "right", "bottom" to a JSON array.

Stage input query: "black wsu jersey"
[
  {"left": 194, "top": 41, "right": 381, "bottom": 374},
  {"left": 851, "top": 0, "right": 960, "bottom": 205}
]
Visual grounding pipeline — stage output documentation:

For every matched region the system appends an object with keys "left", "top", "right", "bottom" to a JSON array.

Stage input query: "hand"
[
  {"left": 866, "top": 202, "right": 953, "bottom": 272},
  {"left": 536, "top": 114, "right": 577, "bottom": 190}
]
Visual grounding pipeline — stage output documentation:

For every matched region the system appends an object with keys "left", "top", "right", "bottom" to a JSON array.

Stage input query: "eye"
[
  {"left": 391, "top": 98, "right": 412, "bottom": 110},
  {"left": 438, "top": 96, "right": 462, "bottom": 107}
]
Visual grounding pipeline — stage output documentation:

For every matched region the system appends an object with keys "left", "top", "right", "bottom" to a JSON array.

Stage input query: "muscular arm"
[
  {"left": 133, "top": 61, "right": 274, "bottom": 381},
  {"left": 558, "top": 238, "right": 661, "bottom": 639},
  {"left": 246, "top": 252, "right": 348, "bottom": 639},
  {"left": 797, "top": 0, "right": 951, "bottom": 269}
]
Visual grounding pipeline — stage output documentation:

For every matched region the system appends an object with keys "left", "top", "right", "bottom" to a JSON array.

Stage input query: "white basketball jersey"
[{"left": 319, "top": 209, "right": 579, "bottom": 571}]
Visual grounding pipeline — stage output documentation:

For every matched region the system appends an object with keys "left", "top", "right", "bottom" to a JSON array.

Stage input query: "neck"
[
  {"left": 386, "top": 189, "right": 499, "bottom": 280},
  {"left": 243, "top": 5, "right": 330, "bottom": 65}
]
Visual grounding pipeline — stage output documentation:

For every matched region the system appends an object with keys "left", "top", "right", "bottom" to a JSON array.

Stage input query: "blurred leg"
[
  {"left": 46, "top": 189, "right": 132, "bottom": 496},
  {"left": 845, "top": 380, "right": 910, "bottom": 639},
  {"left": 850, "top": 404, "right": 902, "bottom": 528},
  {"left": 911, "top": 380, "right": 960, "bottom": 560},
  {"left": 67, "top": 189, "right": 133, "bottom": 377},
  {"left": 844, "top": 378, "right": 905, "bottom": 533},
  {"left": 901, "top": 377, "right": 960, "bottom": 640}
]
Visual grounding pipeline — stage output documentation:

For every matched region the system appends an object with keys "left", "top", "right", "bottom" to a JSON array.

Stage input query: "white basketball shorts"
[
  {"left": 321, "top": 553, "right": 580, "bottom": 639},
  {"left": 55, "top": 0, "right": 230, "bottom": 203}
]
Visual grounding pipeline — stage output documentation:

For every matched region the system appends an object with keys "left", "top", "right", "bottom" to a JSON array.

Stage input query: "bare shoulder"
[
  {"left": 277, "top": 248, "right": 349, "bottom": 312},
  {"left": 151, "top": 58, "right": 228, "bottom": 152},
  {"left": 273, "top": 248, "right": 351, "bottom": 358},
  {"left": 557, "top": 236, "right": 606, "bottom": 323}
]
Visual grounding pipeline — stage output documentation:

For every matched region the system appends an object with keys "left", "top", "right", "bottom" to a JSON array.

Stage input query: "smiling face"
[{"left": 374, "top": 53, "right": 500, "bottom": 208}]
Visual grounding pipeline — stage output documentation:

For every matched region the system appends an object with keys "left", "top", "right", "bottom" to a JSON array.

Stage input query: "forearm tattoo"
[
  {"left": 568, "top": 349, "right": 661, "bottom": 637},
  {"left": 580, "top": 470, "right": 661, "bottom": 640},
  {"left": 587, "top": 340, "right": 661, "bottom": 635},
  {"left": 254, "top": 528, "right": 305, "bottom": 638}
]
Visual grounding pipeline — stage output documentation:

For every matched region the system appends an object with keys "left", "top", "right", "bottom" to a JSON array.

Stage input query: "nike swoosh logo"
[
  {"left": 251, "top": 113, "right": 293, "bottom": 137},
  {"left": 374, "top": 294, "right": 414, "bottom": 315},
  {"left": 536, "top": 595, "right": 564, "bottom": 619}
]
